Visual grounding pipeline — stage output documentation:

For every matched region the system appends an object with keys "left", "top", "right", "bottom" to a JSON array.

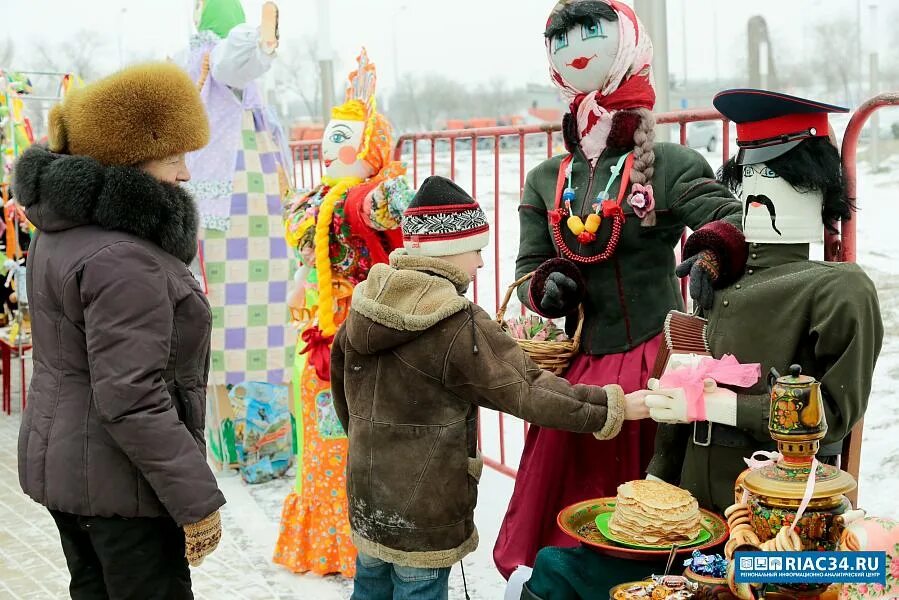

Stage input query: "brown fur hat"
[{"left": 48, "top": 62, "right": 209, "bottom": 166}]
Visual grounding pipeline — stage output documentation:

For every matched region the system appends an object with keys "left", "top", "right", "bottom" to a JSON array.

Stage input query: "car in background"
[{"left": 686, "top": 120, "right": 719, "bottom": 152}]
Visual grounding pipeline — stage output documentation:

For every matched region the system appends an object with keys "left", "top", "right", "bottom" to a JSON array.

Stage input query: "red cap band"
[{"left": 737, "top": 113, "right": 828, "bottom": 145}]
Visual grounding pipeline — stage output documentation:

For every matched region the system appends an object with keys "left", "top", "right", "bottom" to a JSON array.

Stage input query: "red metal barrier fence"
[
  {"left": 288, "top": 98, "right": 891, "bottom": 494},
  {"left": 836, "top": 92, "right": 899, "bottom": 505}
]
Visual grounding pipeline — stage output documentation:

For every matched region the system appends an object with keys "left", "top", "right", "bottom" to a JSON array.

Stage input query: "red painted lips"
[{"left": 567, "top": 55, "right": 597, "bottom": 70}]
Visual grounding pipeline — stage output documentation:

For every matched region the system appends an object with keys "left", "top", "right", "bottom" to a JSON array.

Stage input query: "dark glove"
[
  {"left": 675, "top": 250, "right": 721, "bottom": 312},
  {"left": 541, "top": 272, "right": 578, "bottom": 313}
]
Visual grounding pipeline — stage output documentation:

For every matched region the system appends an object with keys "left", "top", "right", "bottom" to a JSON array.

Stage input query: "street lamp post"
[
  {"left": 392, "top": 3, "right": 408, "bottom": 94},
  {"left": 316, "top": 0, "right": 335, "bottom": 120},
  {"left": 634, "top": 0, "right": 670, "bottom": 136}
]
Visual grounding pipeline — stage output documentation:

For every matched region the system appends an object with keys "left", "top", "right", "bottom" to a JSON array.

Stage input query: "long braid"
[
  {"left": 629, "top": 108, "right": 657, "bottom": 227},
  {"left": 197, "top": 52, "right": 211, "bottom": 93}
]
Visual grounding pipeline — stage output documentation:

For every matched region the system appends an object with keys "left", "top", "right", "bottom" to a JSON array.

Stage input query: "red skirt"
[{"left": 493, "top": 337, "right": 661, "bottom": 579}]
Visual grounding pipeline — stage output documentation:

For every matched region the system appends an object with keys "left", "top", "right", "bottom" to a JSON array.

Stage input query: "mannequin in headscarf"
[
  {"left": 177, "top": 0, "right": 294, "bottom": 469},
  {"left": 494, "top": 0, "right": 747, "bottom": 582}
]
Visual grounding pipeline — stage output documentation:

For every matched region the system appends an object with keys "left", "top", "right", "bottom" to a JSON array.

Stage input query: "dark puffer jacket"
[
  {"left": 331, "top": 251, "right": 626, "bottom": 568},
  {"left": 15, "top": 146, "right": 225, "bottom": 526}
]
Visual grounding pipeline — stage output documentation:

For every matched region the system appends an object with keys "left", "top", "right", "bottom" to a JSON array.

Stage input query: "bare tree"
[
  {"left": 35, "top": 30, "right": 107, "bottom": 81},
  {"left": 810, "top": 19, "right": 857, "bottom": 105},
  {"left": 388, "top": 74, "right": 473, "bottom": 131},
  {"left": 470, "top": 77, "right": 520, "bottom": 120},
  {"left": 273, "top": 37, "right": 322, "bottom": 122}
]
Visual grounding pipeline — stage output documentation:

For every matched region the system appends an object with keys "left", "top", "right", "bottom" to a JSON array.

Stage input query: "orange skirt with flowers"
[{"left": 273, "top": 336, "right": 356, "bottom": 577}]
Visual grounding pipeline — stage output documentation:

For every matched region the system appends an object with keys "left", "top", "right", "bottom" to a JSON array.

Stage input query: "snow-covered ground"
[{"left": 274, "top": 131, "right": 899, "bottom": 598}]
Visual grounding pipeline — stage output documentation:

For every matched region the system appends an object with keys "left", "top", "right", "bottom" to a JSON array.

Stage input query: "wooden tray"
[{"left": 557, "top": 498, "right": 729, "bottom": 561}]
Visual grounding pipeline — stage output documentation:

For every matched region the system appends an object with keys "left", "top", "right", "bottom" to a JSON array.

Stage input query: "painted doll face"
[
  {"left": 740, "top": 163, "right": 824, "bottom": 244},
  {"left": 548, "top": 15, "right": 620, "bottom": 93},
  {"left": 321, "top": 118, "right": 374, "bottom": 180}
]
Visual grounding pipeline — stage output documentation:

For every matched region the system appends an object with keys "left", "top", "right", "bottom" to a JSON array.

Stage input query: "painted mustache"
[
  {"left": 567, "top": 55, "right": 597, "bottom": 70},
  {"left": 744, "top": 194, "right": 782, "bottom": 236}
]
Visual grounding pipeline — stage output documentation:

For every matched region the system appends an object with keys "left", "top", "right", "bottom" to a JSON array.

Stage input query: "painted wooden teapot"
[{"left": 766, "top": 364, "right": 826, "bottom": 438}]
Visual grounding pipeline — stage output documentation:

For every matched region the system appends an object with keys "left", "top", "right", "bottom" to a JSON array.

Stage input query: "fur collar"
[
  {"left": 351, "top": 252, "right": 472, "bottom": 334},
  {"left": 388, "top": 250, "right": 472, "bottom": 293},
  {"left": 14, "top": 146, "right": 199, "bottom": 264},
  {"left": 563, "top": 109, "right": 642, "bottom": 155}
]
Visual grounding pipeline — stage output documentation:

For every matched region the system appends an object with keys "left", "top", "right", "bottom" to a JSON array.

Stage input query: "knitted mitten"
[
  {"left": 184, "top": 510, "right": 222, "bottom": 567},
  {"left": 675, "top": 250, "right": 722, "bottom": 311}
]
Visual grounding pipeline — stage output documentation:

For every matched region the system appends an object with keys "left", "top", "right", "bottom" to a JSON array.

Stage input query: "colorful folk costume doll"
[
  {"left": 179, "top": 0, "right": 293, "bottom": 441},
  {"left": 273, "top": 49, "right": 413, "bottom": 578},
  {"left": 493, "top": 0, "right": 747, "bottom": 578}
]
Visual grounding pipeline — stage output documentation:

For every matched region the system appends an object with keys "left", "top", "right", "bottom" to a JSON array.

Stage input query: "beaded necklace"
[{"left": 549, "top": 152, "right": 634, "bottom": 264}]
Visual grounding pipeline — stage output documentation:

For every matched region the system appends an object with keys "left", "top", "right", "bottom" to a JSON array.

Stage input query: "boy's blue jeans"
[{"left": 351, "top": 552, "right": 451, "bottom": 600}]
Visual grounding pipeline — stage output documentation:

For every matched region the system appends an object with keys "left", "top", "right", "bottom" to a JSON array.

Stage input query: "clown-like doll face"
[
  {"left": 740, "top": 163, "right": 824, "bottom": 244},
  {"left": 321, "top": 118, "right": 374, "bottom": 180},
  {"left": 548, "top": 14, "right": 620, "bottom": 93}
]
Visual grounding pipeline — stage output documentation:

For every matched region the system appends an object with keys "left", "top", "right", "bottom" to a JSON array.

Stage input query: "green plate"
[{"left": 595, "top": 512, "right": 711, "bottom": 550}]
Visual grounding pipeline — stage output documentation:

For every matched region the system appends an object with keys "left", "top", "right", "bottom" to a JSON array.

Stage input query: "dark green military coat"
[
  {"left": 516, "top": 143, "right": 742, "bottom": 355},
  {"left": 648, "top": 243, "right": 884, "bottom": 512}
]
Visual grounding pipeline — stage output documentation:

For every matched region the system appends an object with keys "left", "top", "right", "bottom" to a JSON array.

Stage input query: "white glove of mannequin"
[
  {"left": 644, "top": 378, "right": 738, "bottom": 426},
  {"left": 504, "top": 565, "right": 533, "bottom": 600}
]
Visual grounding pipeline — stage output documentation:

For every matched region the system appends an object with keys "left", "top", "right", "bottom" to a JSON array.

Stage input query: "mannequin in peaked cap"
[{"left": 645, "top": 89, "right": 884, "bottom": 513}]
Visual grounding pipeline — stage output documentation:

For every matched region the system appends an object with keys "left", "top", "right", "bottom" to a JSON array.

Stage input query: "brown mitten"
[{"left": 184, "top": 510, "right": 222, "bottom": 567}]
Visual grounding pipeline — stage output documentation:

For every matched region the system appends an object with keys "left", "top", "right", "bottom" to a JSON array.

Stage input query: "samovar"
[{"left": 725, "top": 365, "right": 856, "bottom": 599}]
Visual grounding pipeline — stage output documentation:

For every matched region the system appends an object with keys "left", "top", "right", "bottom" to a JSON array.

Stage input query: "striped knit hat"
[{"left": 402, "top": 176, "right": 490, "bottom": 257}]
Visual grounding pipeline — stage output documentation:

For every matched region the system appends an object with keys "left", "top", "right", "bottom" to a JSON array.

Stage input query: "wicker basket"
[{"left": 495, "top": 272, "right": 584, "bottom": 375}]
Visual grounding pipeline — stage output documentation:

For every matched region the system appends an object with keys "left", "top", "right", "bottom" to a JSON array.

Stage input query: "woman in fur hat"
[
  {"left": 494, "top": 0, "right": 747, "bottom": 578},
  {"left": 15, "top": 62, "right": 225, "bottom": 599}
]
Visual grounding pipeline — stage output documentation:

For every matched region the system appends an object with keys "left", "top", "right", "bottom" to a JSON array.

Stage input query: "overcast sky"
[{"left": 3, "top": 0, "right": 888, "bottom": 98}]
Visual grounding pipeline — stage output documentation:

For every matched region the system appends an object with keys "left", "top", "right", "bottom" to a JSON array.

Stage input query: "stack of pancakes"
[{"left": 608, "top": 480, "right": 702, "bottom": 546}]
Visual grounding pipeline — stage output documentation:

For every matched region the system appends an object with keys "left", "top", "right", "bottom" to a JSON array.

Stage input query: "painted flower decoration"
[
  {"left": 780, "top": 408, "right": 800, "bottom": 429},
  {"left": 774, "top": 399, "right": 800, "bottom": 430},
  {"left": 627, "top": 183, "right": 655, "bottom": 218},
  {"left": 891, "top": 556, "right": 899, "bottom": 580}
]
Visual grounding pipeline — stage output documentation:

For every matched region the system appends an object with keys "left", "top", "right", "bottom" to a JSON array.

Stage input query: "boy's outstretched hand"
[{"left": 623, "top": 389, "right": 651, "bottom": 420}]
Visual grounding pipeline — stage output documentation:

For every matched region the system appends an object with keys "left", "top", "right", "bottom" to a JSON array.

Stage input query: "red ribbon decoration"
[{"left": 300, "top": 326, "right": 334, "bottom": 382}]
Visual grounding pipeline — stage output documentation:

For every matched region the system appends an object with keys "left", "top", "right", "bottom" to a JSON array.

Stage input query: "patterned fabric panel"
[{"left": 202, "top": 110, "right": 293, "bottom": 386}]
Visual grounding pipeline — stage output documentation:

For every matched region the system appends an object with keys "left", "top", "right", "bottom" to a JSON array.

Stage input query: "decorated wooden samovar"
[{"left": 724, "top": 365, "right": 856, "bottom": 599}]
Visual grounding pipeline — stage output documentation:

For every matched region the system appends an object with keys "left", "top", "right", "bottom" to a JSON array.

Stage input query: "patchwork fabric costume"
[
  {"left": 179, "top": 0, "right": 293, "bottom": 390},
  {"left": 273, "top": 50, "right": 413, "bottom": 578}
]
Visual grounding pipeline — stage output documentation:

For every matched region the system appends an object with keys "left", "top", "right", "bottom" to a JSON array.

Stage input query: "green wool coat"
[
  {"left": 516, "top": 143, "right": 742, "bottom": 355},
  {"left": 648, "top": 243, "right": 884, "bottom": 513}
]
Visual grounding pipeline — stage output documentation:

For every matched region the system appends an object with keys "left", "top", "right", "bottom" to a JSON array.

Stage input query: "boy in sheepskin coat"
[{"left": 331, "top": 175, "right": 649, "bottom": 599}]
